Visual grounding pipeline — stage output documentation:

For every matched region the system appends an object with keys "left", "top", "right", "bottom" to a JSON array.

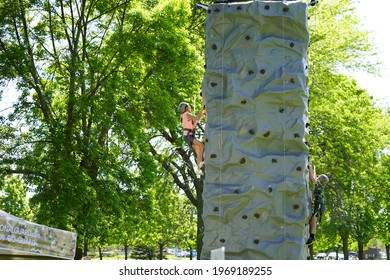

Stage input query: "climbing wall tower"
[{"left": 201, "top": 0, "right": 310, "bottom": 260}]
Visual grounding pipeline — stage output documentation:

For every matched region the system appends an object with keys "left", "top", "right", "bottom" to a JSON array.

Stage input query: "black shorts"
[
  {"left": 184, "top": 134, "right": 195, "bottom": 146},
  {"left": 311, "top": 198, "right": 325, "bottom": 218}
]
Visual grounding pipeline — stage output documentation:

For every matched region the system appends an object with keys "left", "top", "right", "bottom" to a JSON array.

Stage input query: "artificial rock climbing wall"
[{"left": 201, "top": 0, "right": 310, "bottom": 260}]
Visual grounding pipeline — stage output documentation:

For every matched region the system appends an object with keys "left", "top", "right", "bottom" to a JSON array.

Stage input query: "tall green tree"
[
  {"left": 308, "top": 0, "right": 389, "bottom": 258},
  {"left": 376, "top": 152, "right": 390, "bottom": 259},
  {"left": 0, "top": 0, "right": 204, "bottom": 257}
]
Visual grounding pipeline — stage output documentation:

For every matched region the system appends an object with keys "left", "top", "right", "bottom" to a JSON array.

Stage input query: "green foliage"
[
  {"left": 0, "top": 176, "right": 32, "bottom": 220},
  {"left": 0, "top": 0, "right": 203, "bottom": 256},
  {"left": 1, "top": 0, "right": 389, "bottom": 259},
  {"left": 130, "top": 245, "right": 163, "bottom": 260},
  {"left": 375, "top": 153, "right": 390, "bottom": 247},
  {"left": 308, "top": 0, "right": 389, "bottom": 257},
  {"left": 309, "top": 0, "right": 377, "bottom": 75}
]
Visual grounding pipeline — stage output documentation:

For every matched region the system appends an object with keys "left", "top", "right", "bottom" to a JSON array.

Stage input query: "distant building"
[{"left": 363, "top": 248, "right": 381, "bottom": 260}]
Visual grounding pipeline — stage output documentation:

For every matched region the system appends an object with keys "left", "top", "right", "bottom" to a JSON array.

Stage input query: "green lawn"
[{"left": 90, "top": 254, "right": 194, "bottom": 260}]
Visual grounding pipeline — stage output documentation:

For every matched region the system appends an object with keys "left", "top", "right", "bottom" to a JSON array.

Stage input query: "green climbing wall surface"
[{"left": 202, "top": 0, "right": 310, "bottom": 260}]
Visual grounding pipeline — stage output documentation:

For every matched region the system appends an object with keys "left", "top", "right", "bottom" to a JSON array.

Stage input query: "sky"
[{"left": 353, "top": 0, "right": 390, "bottom": 106}]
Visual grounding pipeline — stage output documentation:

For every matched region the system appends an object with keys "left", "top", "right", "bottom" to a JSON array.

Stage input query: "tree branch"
[{"left": 149, "top": 143, "right": 197, "bottom": 206}]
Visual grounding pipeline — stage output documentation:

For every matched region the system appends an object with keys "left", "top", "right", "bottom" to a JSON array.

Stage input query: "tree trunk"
[
  {"left": 83, "top": 239, "right": 88, "bottom": 258},
  {"left": 358, "top": 242, "right": 364, "bottom": 260},
  {"left": 99, "top": 247, "right": 103, "bottom": 260},
  {"left": 74, "top": 248, "right": 83, "bottom": 260},
  {"left": 159, "top": 243, "right": 164, "bottom": 260},
  {"left": 341, "top": 230, "right": 349, "bottom": 260},
  {"left": 124, "top": 244, "right": 129, "bottom": 260},
  {"left": 386, "top": 245, "right": 389, "bottom": 260},
  {"left": 189, "top": 245, "right": 193, "bottom": 260},
  {"left": 196, "top": 179, "right": 204, "bottom": 260},
  {"left": 308, "top": 244, "right": 314, "bottom": 260}
]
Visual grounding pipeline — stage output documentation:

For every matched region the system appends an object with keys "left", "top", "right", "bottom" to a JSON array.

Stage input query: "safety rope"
[
  {"left": 217, "top": 2, "right": 225, "bottom": 257},
  {"left": 282, "top": 4, "right": 287, "bottom": 259}
]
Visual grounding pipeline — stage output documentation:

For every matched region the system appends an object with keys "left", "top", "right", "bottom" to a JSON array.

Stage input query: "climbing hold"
[
  {"left": 212, "top": 44, "right": 218, "bottom": 50},
  {"left": 215, "top": 8, "right": 220, "bottom": 13},
  {"left": 201, "top": 0, "right": 311, "bottom": 260},
  {"left": 294, "top": 133, "right": 300, "bottom": 138}
]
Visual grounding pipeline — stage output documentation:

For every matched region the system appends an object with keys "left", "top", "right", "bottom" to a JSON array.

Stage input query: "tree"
[
  {"left": 0, "top": 175, "right": 32, "bottom": 220},
  {"left": 376, "top": 152, "right": 390, "bottom": 260},
  {"left": 308, "top": 72, "right": 387, "bottom": 257},
  {"left": 309, "top": 0, "right": 386, "bottom": 256},
  {"left": 308, "top": 0, "right": 389, "bottom": 257},
  {"left": 348, "top": 189, "right": 377, "bottom": 260},
  {"left": 0, "top": 0, "right": 204, "bottom": 257},
  {"left": 127, "top": 176, "right": 187, "bottom": 260},
  {"left": 2, "top": 0, "right": 387, "bottom": 259},
  {"left": 149, "top": 126, "right": 206, "bottom": 258},
  {"left": 308, "top": 0, "right": 377, "bottom": 77},
  {"left": 177, "top": 198, "right": 198, "bottom": 260}
]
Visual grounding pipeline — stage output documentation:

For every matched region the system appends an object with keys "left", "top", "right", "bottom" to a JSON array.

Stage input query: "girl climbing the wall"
[
  {"left": 178, "top": 101, "right": 205, "bottom": 176},
  {"left": 306, "top": 162, "right": 329, "bottom": 245}
]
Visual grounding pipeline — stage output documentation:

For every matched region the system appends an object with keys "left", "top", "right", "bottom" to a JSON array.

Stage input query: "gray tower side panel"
[{"left": 202, "top": 1, "right": 310, "bottom": 260}]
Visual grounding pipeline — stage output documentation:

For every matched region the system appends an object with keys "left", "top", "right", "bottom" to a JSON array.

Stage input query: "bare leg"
[
  {"left": 192, "top": 139, "right": 204, "bottom": 172},
  {"left": 309, "top": 216, "right": 317, "bottom": 234}
]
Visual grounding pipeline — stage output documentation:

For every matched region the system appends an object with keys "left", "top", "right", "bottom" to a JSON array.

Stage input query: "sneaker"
[
  {"left": 199, "top": 161, "right": 204, "bottom": 169},
  {"left": 306, "top": 236, "right": 315, "bottom": 245},
  {"left": 197, "top": 170, "right": 204, "bottom": 176}
]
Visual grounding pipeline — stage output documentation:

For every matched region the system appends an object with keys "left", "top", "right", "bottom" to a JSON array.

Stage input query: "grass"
[{"left": 89, "top": 254, "right": 194, "bottom": 260}]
